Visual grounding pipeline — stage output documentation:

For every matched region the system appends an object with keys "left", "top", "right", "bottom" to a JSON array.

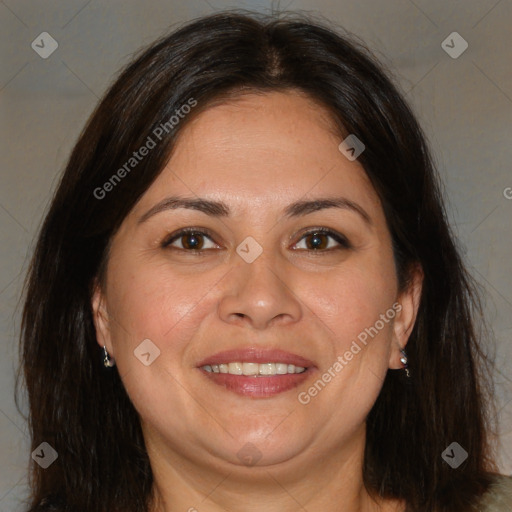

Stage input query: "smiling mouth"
[
  {"left": 196, "top": 348, "right": 315, "bottom": 397},
  {"left": 198, "top": 362, "right": 313, "bottom": 398}
]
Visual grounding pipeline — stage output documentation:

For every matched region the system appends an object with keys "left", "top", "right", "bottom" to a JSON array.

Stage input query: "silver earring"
[
  {"left": 399, "top": 348, "right": 410, "bottom": 378},
  {"left": 103, "top": 346, "right": 115, "bottom": 367}
]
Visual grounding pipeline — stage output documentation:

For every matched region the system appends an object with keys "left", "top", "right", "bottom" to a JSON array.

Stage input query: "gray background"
[{"left": 1, "top": 0, "right": 511, "bottom": 509}]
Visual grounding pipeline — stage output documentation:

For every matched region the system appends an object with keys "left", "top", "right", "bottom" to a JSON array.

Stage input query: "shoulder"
[{"left": 476, "top": 473, "right": 512, "bottom": 512}]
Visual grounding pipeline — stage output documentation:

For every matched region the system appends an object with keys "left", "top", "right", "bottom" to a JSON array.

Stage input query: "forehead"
[
  {"left": 172, "top": 90, "right": 344, "bottom": 167},
  {"left": 131, "top": 90, "right": 382, "bottom": 220}
]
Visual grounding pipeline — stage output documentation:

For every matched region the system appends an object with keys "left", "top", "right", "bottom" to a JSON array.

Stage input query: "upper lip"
[{"left": 196, "top": 348, "right": 315, "bottom": 368}]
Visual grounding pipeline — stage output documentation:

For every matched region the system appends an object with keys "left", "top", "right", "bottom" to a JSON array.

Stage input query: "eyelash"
[{"left": 161, "top": 227, "right": 352, "bottom": 254}]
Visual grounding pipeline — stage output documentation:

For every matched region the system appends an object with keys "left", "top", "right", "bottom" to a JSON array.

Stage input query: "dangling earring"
[
  {"left": 103, "top": 346, "right": 115, "bottom": 367},
  {"left": 400, "top": 348, "right": 410, "bottom": 378}
]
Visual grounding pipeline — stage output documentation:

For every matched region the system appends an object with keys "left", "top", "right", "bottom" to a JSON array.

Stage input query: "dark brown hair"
[{"left": 16, "top": 10, "right": 499, "bottom": 512}]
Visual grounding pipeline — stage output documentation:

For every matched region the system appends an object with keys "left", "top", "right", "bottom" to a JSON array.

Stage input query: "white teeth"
[
  {"left": 228, "top": 362, "right": 243, "bottom": 375},
  {"left": 276, "top": 363, "right": 288, "bottom": 374},
  {"left": 242, "top": 362, "right": 259, "bottom": 376},
  {"left": 202, "top": 362, "right": 307, "bottom": 376},
  {"left": 259, "top": 363, "right": 276, "bottom": 375}
]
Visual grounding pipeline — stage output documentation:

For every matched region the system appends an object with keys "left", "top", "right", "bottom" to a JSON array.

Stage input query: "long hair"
[{"left": 16, "top": 10, "right": 499, "bottom": 512}]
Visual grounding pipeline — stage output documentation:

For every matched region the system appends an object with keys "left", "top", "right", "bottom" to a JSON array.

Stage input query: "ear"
[
  {"left": 389, "top": 264, "right": 423, "bottom": 370},
  {"left": 91, "top": 279, "right": 115, "bottom": 361}
]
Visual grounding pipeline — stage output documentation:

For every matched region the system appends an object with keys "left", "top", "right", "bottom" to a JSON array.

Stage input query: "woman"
[{"left": 16, "top": 10, "right": 512, "bottom": 512}]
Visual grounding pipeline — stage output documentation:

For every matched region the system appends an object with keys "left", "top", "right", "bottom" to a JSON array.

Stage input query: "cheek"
[
  {"left": 105, "top": 257, "right": 224, "bottom": 355},
  {"left": 103, "top": 260, "right": 217, "bottom": 419},
  {"left": 306, "top": 256, "right": 397, "bottom": 350},
  {"left": 297, "top": 260, "right": 397, "bottom": 432}
]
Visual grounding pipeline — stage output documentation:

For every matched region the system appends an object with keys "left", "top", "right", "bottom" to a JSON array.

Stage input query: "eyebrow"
[{"left": 137, "top": 195, "right": 372, "bottom": 226}]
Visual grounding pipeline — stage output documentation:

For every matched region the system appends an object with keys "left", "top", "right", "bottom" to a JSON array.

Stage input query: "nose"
[{"left": 217, "top": 250, "right": 303, "bottom": 331}]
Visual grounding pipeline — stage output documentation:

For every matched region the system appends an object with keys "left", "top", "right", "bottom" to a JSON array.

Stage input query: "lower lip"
[{"left": 199, "top": 369, "right": 312, "bottom": 398}]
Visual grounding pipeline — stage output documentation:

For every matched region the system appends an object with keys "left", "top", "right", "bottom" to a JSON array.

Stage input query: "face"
[{"left": 92, "top": 90, "right": 421, "bottom": 474}]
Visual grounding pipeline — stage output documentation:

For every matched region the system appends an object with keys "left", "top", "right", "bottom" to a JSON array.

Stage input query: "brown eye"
[
  {"left": 180, "top": 232, "right": 204, "bottom": 250},
  {"left": 304, "top": 232, "right": 329, "bottom": 250},
  {"left": 162, "top": 229, "right": 217, "bottom": 252},
  {"left": 293, "top": 229, "right": 351, "bottom": 252}
]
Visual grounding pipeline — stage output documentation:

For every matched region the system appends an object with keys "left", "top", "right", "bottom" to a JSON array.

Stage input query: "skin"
[{"left": 92, "top": 90, "right": 423, "bottom": 512}]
